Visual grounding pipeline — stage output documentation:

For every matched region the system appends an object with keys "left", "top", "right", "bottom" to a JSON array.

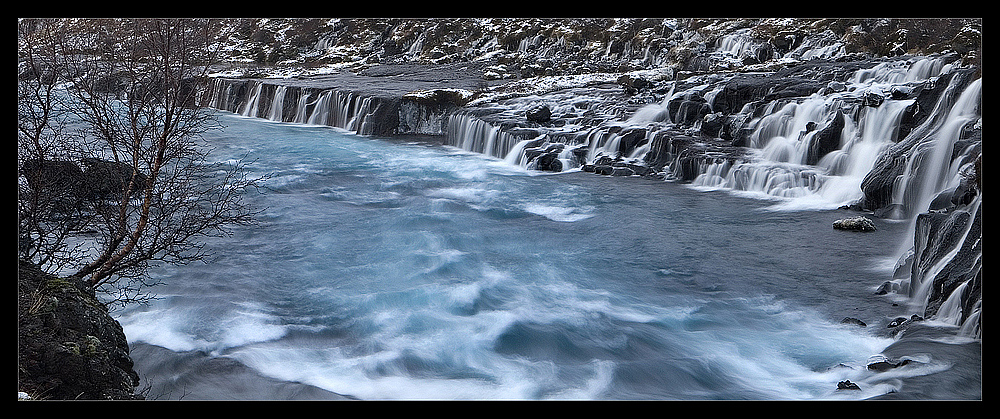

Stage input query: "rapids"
[{"left": 115, "top": 111, "right": 976, "bottom": 400}]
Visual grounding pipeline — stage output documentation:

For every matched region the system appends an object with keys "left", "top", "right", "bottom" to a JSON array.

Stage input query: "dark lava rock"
[
  {"left": 833, "top": 216, "right": 877, "bottom": 232},
  {"left": 20, "top": 158, "right": 148, "bottom": 212},
  {"left": 806, "top": 109, "right": 846, "bottom": 165},
  {"left": 837, "top": 380, "right": 862, "bottom": 390},
  {"left": 525, "top": 104, "right": 552, "bottom": 123},
  {"left": 866, "top": 354, "right": 912, "bottom": 372},
  {"left": 874, "top": 281, "right": 897, "bottom": 295},
  {"left": 17, "top": 260, "right": 143, "bottom": 400},
  {"left": 887, "top": 316, "right": 909, "bottom": 328},
  {"left": 530, "top": 152, "right": 563, "bottom": 172},
  {"left": 667, "top": 91, "right": 711, "bottom": 126},
  {"left": 79, "top": 157, "right": 149, "bottom": 200},
  {"left": 617, "top": 74, "right": 653, "bottom": 94}
]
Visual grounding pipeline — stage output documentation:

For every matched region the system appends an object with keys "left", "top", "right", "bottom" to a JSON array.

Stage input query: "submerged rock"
[
  {"left": 866, "top": 354, "right": 912, "bottom": 372},
  {"left": 833, "top": 216, "right": 877, "bottom": 232},
  {"left": 841, "top": 317, "right": 867, "bottom": 327}
]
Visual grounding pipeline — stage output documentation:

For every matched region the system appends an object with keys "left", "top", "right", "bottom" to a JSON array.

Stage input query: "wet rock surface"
[{"left": 18, "top": 260, "right": 143, "bottom": 400}]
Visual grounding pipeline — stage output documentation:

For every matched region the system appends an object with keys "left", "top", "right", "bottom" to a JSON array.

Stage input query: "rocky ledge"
[{"left": 17, "top": 260, "right": 144, "bottom": 400}]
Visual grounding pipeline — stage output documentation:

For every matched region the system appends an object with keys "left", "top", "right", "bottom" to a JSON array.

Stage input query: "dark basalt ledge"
[
  {"left": 18, "top": 260, "right": 144, "bottom": 400},
  {"left": 196, "top": 56, "right": 975, "bottom": 184}
]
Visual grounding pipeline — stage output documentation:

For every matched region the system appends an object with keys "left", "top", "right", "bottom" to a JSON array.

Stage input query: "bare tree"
[
  {"left": 18, "top": 19, "right": 92, "bottom": 274},
  {"left": 18, "top": 18, "right": 261, "bottom": 307}
]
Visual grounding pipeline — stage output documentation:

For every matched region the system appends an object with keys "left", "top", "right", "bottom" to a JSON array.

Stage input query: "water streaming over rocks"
[{"left": 133, "top": 18, "right": 982, "bottom": 399}]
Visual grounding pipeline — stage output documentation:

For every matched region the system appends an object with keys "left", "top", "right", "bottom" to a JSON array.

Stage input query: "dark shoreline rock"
[{"left": 18, "top": 260, "right": 144, "bottom": 400}]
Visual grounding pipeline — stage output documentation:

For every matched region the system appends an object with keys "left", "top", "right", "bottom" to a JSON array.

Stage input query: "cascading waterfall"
[
  {"left": 689, "top": 92, "right": 851, "bottom": 203},
  {"left": 293, "top": 91, "right": 312, "bottom": 124},
  {"left": 891, "top": 77, "right": 982, "bottom": 218},
  {"left": 688, "top": 57, "right": 963, "bottom": 210},
  {"left": 205, "top": 78, "right": 237, "bottom": 113},
  {"left": 268, "top": 85, "right": 287, "bottom": 121},
  {"left": 199, "top": 78, "right": 384, "bottom": 136},
  {"left": 887, "top": 77, "right": 981, "bottom": 338},
  {"left": 307, "top": 90, "right": 333, "bottom": 126},
  {"left": 503, "top": 137, "right": 536, "bottom": 165},
  {"left": 345, "top": 95, "right": 374, "bottom": 135},
  {"left": 445, "top": 113, "right": 522, "bottom": 160},
  {"left": 200, "top": 58, "right": 975, "bottom": 215},
  {"left": 585, "top": 128, "right": 618, "bottom": 163},
  {"left": 407, "top": 33, "right": 425, "bottom": 58},
  {"left": 714, "top": 28, "right": 765, "bottom": 63},
  {"left": 907, "top": 194, "right": 981, "bottom": 330},
  {"left": 240, "top": 81, "right": 264, "bottom": 118}
]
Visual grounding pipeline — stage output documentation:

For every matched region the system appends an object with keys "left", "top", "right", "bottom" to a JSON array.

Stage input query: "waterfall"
[
  {"left": 907, "top": 195, "right": 981, "bottom": 319},
  {"left": 891, "top": 77, "right": 982, "bottom": 218},
  {"left": 686, "top": 58, "right": 969, "bottom": 210},
  {"left": 407, "top": 33, "right": 425, "bottom": 57},
  {"left": 307, "top": 90, "right": 333, "bottom": 126},
  {"left": 240, "top": 81, "right": 264, "bottom": 118},
  {"left": 198, "top": 78, "right": 392, "bottom": 136},
  {"left": 293, "top": 91, "right": 312, "bottom": 124},
  {"left": 689, "top": 93, "right": 847, "bottom": 204},
  {"left": 205, "top": 78, "right": 233, "bottom": 112},
  {"left": 747, "top": 96, "right": 830, "bottom": 161},
  {"left": 936, "top": 279, "right": 970, "bottom": 326},
  {"left": 504, "top": 138, "right": 534, "bottom": 165},
  {"left": 626, "top": 98, "right": 674, "bottom": 126},
  {"left": 267, "top": 85, "right": 287, "bottom": 121},
  {"left": 445, "top": 113, "right": 522, "bottom": 160},
  {"left": 345, "top": 95, "right": 373, "bottom": 134},
  {"left": 585, "top": 128, "right": 616, "bottom": 163},
  {"left": 715, "top": 28, "right": 759, "bottom": 59}
]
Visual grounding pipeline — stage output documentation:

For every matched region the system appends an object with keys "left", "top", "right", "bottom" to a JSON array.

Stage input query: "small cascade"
[
  {"left": 204, "top": 78, "right": 238, "bottom": 113},
  {"left": 345, "top": 95, "right": 374, "bottom": 135},
  {"left": 626, "top": 97, "right": 674, "bottom": 127},
  {"left": 935, "top": 279, "right": 970, "bottom": 326},
  {"left": 503, "top": 138, "right": 534, "bottom": 165},
  {"left": 306, "top": 90, "right": 333, "bottom": 126},
  {"left": 584, "top": 128, "right": 618, "bottom": 163},
  {"left": 267, "top": 85, "right": 287, "bottom": 122},
  {"left": 445, "top": 113, "right": 523, "bottom": 160},
  {"left": 407, "top": 33, "right": 425, "bottom": 58},
  {"left": 240, "top": 81, "right": 264, "bottom": 118},
  {"left": 890, "top": 77, "right": 981, "bottom": 218},
  {"left": 689, "top": 92, "right": 847, "bottom": 202},
  {"left": 781, "top": 30, "right": 844, "bottom": 61},
  {"left": 292, "top": 91, "right": 313, "bottom": 124},
  {"left": 907, "top": 195, "right": 981, "bottom": 323},
  {"left": 714, "top": 29, "right": 762, "bottom": 60}
]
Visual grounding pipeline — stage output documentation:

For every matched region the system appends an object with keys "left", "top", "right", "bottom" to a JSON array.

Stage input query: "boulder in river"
[
  {"left": 833, "top": 216, "right": 877, "bottom": 232},
  {"left": 837, "top": 380, "right": 862, "bottom": 390}
]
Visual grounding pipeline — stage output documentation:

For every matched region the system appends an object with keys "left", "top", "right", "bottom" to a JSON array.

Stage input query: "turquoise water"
[{"left": 116, "top": 111, "right": 970, "bottom": 400}]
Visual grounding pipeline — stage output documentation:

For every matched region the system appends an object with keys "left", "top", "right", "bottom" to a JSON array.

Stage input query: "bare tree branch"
[{"left": 18, "top": 18, "right": 260, "bottom": 307}]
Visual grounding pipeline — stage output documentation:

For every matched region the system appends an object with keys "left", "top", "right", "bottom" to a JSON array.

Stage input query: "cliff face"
[{"left": 17, "top": 260, "right": 143, "bottom": 400}]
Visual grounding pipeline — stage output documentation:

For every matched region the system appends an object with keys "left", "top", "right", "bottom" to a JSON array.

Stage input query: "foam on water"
[
  {"left": 171, "top": 261, "right": 894, "bottom": 400},
  {"left": 119, "top": 109, "right": 973, "bottom": 400},
  {"left": 118, "top": 296, "right": 289, "bottom": 355}
]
